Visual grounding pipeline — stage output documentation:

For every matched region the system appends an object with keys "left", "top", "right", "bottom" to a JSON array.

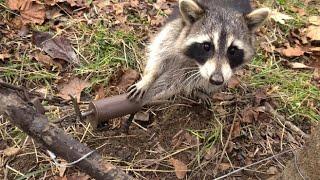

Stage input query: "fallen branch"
[
  {"left": 264, "top": 102, "right": 310, "bottom": 139},
  {"left": 0, "top": 86, "right": 134, "bottom": 180}
]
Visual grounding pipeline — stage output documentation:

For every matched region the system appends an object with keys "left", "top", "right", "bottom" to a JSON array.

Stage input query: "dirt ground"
[{"left": 0, "top": 0, "right": 319, "bottom": 179}]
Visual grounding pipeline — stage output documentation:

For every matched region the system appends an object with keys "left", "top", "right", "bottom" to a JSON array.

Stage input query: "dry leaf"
[
  {"left": 5, "top": 0, "right": 29, "bottom": 11},
  {"left": 117, "top": 68, "right": 140, "bottom": 91},
  {"left": 212, "top": 93, "right": 235, "bottom": 101},
  {"left": 310, "top": 47, "right": 320, "bottom": 52},
  {"left": 94, "top": 85, "right": 105, "bottom": 100},
  {"left": 231, "top": 121, "right": 241, "bottom": 139},
  {"left": 204, "top": 146, "right": 217, "bottom": 160},
  {"left": 33, "top": 52, "right": 62, "bottom": 70},
  {"left": 134, "top": 111, "right": 150, "bottom": 122},
  {"left": 58, "top": 160, "right": 67, "bottom": 177},
  {"left": 227, "top": 76, "right": 241, "bottom": 88},
  {"left": 218, "top": 163, "right": 231, "bottom": 171},
  {"left": 291, "top": 7, "right": 306, "bottom": 16},
  {"left": 313, "top": 68, "right": 320, "bottom": 81},
  {"left": 57, "top": 77, "right": 90, "bottom": 101},
  {"left": 267, "top": 166, "right": 279, "bottom": 175},
  {"left": 4, "top": 147, "right": 21, "bottom": 156},
  {"left": 20, "top": 2, "right": 45, "bottom": 25},
  {"left": 309, "top": 16, "right": 320, "bottom": 26},
  {"left": 277, "top": 46, "right": 305, "bottom": 57},
  {"left": 270, "top": 11, "right": 293, "bottom": 25},
  {"left": 32, "top": 31, "right": 80, "bottom": 65},
  {"left": 284, "top": 61, "right": 314, "bottom": 69},
  {"left": 169, "top": 158, "right": 188, "bottom": 179},
  {"left": 0, "top": 53, "right": 11, "bottom": 61},
  {"left": 255, "top": 88, "right": 267, "bottom": 105},
  {"left": 242, "top": 107, "right": 259, "bottom": 123},
  {"left": 6, "top": 0, "right": 45, "bottom": 24},
  {"left": 306, "top": 26, "right": 320, "bottom": 41}
]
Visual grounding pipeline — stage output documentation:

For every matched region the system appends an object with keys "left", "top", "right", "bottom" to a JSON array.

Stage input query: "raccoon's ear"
[
  {"left": 179, "top": 0, "right": 204, "bottom": 24},
  {"left": 245, "top": 8, "right": 270, "bottom": 31}
]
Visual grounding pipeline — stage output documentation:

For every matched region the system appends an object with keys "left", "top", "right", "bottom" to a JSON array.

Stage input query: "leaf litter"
[
  {"left": 0, "top": 0, "right": 319, "bottom": 179},
  {"left": 57, "top": 77, "right": 90, "bottom": 101},
  {"left": 32, "top": 31, "right": 80, "bottom": 65}
]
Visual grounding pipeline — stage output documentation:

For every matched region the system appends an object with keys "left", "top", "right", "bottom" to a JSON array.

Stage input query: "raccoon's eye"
[
  {"left": 227, "top": 46, "right": 245, "bottom": 69},
  {"left": 202, "top": 42, "right": 212, "bottom": 52},
  {"left": 228, "top": 46, "right": 238, "bottom": 56}
]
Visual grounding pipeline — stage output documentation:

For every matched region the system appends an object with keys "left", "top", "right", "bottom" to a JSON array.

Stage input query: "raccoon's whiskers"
[
  {"left": 172, "top": 69, "right": 199, "bottom": 78},
  {"left": 183, "top": 71, "right": 200, "bottom": 86},
  {"left": 186, "top": 73, "right": 201, "bottom": 88}
]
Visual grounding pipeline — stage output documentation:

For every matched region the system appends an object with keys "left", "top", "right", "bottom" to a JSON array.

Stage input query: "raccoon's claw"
[
  {"left": 127, "top": 84, "right": 146, "bottom": 102},
  {"left": 193, "top": 90, "right": 213, "bottom": 108},
  {"left": 199, "top": 97, "right": 213, "bottom": 108}
]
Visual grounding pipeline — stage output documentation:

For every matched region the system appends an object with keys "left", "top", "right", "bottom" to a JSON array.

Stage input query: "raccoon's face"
[{"left": 179, "top": 0, "right": 270, "bottom": 85}]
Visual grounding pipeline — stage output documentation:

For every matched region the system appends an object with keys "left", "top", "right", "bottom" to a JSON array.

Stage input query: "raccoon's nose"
[{"left": 209, "top": 73, "right": 224, "bottom": 85}]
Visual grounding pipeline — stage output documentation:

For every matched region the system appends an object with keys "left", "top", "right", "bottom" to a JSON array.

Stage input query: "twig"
[
  {"left": 214, "top": 149, "right": 294, "bottom": 180},
  {"left": 69, "top": 94, "right": 83, "bottom": 121},
  {"left": 264, "top": 102, "right": 310, "bottom": 139},
  {"left": 213, "top": 107, "right": 237, "bottom": 173},
  {"left": 293, "top": 151, "right": 306, "bottom": 180}
]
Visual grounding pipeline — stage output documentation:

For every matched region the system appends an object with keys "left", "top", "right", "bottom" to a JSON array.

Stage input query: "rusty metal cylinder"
[{"left": 88, "top": 94, "right": 143, "bottom": 127}]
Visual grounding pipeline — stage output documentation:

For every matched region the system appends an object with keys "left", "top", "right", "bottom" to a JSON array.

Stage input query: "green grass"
[
  {"left": 0, "top": 56, "right": 59, "bottom": 86},
  {"left": 247, "top": 53, "right": 320, "bottom": 121},
  {"left": 73, "top": 22, "right": 142, "bottom": 86}
]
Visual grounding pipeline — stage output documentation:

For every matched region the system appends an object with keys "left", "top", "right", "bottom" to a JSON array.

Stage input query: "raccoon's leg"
[
  {"left": 127, "top": 58, "right": 164, "bottom": 101},
  {"left": 192, "top": 89, "right": 213, "bottom": 108}
]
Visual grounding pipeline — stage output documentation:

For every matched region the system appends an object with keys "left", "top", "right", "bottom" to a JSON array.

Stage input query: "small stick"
[
  {"left": 264, "top": 102, "right": 310, "bottom": 138},
  {"left": 214, "top": 149, "right": 294, "bottom": 180},
  {"left": 213, "top": 108, "right": 238, "bottom": 174},
  {"left": 69, "top": 94, "right": 83, "bottom": 121}
]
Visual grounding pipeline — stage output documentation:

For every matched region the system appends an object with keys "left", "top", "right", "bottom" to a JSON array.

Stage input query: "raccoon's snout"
[{"left": 209, "top": 73, "right": 224, "bottom": 85}]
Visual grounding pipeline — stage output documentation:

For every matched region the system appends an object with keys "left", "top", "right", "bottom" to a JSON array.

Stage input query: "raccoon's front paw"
[
  {"left": 199, "top": 95, "right": 213, "bottom": 108},
  {"left": 127, "top": 82, "right": 148, "bottom": 102},
  {"left": 193, "top": 91, "right": 213, "bottom": 108}
]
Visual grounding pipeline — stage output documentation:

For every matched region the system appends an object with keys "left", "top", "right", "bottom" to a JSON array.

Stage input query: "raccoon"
[{"left": 127, "top": 0, "right": 270, "bottom": 106}]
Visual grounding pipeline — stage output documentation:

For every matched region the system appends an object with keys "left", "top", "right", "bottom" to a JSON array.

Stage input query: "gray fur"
[{"left": 127, "top": 0, "right": 269, "bottom": 106}]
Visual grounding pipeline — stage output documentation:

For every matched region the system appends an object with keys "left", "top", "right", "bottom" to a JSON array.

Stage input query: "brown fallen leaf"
[
  {"left": 310, "top": 47, "right": 320, "bottom": 52},
  {"left": 4, "top": 147, "right": 21, "bottom": 157},
  {"left": 33, "top": 52, "right": 62, "bottom": 70},
  {"left": 0, "top": 53, "right": 11, "bottom": 61},
  {"left": 134, "top": 111, "right": 150, "bottom": 122},
  {"left": 45, "top": 0, "right": 59, "bottom": 6},
  {"left": 169, "top": 158, "right": 188, "bottom": 179},
  {"left": 94, "top": 85, "right": 105, "bottom": 100},
  {"left": 306, "top": 25, "right": 320, "bottom": 41},
  {"left": 227, "top": 76, "right": 241, "bottom": 88},
  {"left": 242, "top": 107, "right": 259, "bottom": 123},
  {"left": 20, "top": 2, "right": 45, "bottom": 25},
  {"left": 116, "top": 68, "right": 140, "bottom": 91},
  {"left": 204, "top": 146, "right": 217, "bottom": 160},
  {"left": 231, "top": 121, "right": 241, "bottom": 139},
  {"left": 254, "top": 88, "right": 267, "bottom": 105},
  {"left": 313, "top": 68, "right": 320, "bottom": 82},
  {"left": 6, "top": 0, "right": 45, "bottom": 24},
  {"left": 309, "top": 16, "right": 320, "bottom": 26},
  {"left": 57, "top": 77, "right": 90, "bottom": 101},
  {"left": 5, "top": 0, "right": 29, "bottom": 11},
  {"left": 32, "top": 31, "right": 80, "bottom": 65},
  {"left": 270, "top": 10, "right": 293, "bottom": 25},
  {"left": 283, "top": 61, "right": 314, "bottom": 70},
  {"left": 212, "top": 92, "right": 235, "bottom": 101},
  {"left": 218, "top": 163, "right": 231, "bottom": 171},
  {"left": 277, "top": 46, "right": 305, "bottom": 57}
]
